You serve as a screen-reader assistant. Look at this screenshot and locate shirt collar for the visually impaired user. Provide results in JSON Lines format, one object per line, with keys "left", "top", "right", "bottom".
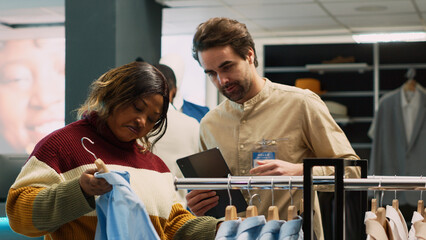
{"left": 401, "top": 86, "right": 421, "bottom": 107}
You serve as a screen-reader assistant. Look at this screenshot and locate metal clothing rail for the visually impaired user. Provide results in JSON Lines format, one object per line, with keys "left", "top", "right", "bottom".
{"left": 174, "top": 159, "right": 426, "bottom": 240}
{"left": 174, "top": 175, "right": 426, "bottom": 191}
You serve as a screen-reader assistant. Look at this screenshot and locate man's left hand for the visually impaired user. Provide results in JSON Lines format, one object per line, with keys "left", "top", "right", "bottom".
{"left": 249, "top": 160, "right": 303, "bottom": 176}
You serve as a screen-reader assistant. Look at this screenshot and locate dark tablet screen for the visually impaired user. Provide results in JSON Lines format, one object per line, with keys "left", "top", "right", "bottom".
{"left": 176, "top": 148, "right": 247, "bottom": 218}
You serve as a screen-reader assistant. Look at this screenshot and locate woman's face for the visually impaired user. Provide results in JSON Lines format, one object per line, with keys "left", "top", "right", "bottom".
{"left": 0, "top": 39, "right": 65, "bottom": 153}
{"left": 107, "top": 94, "right": 164, "bottom": 142}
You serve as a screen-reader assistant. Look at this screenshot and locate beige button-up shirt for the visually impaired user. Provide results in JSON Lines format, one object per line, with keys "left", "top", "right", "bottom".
{"left": 199, "top": 79, "right": 360, "bottom": 239}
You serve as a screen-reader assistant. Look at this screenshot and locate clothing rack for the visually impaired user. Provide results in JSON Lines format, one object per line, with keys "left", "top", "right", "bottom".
{"left": 174, "top": 159, "right": 426, "bottom": 240}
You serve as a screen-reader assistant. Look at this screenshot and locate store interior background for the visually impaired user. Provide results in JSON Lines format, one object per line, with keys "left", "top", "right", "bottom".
{"left": 0, "top": 0, "right": 425, "bottom": 239}
{"left": 0, "top": 0, "right": 425, "bottom": 156}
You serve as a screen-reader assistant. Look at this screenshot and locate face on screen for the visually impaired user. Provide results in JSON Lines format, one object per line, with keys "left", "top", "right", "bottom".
{"left": 0, "top": 39, "right": 65, "bottom": 154}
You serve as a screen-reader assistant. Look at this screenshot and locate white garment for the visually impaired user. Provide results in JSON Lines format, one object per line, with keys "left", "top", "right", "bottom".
{"left": 386, "top": 205, "right": 408, "bottom": 240}
{"left": 409, "top": 211, "right": 424, "bottom": 240}
{"left": 153, "top": 103, "right": 200, "bottom": 207}
{"left": 365, "top": 211, "right": 391, "bottom": 240}
{"left": 401, "top": 87, "right": 421, "bottom": 144}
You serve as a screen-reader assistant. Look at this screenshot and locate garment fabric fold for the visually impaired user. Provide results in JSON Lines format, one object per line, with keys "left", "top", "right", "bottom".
{"left": 94, "top": 170, "right": 160, "bottom": 240}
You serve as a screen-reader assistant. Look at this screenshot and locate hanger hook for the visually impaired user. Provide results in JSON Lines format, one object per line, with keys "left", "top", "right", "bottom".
{"left": 227, "top": 174, "right": 233, "bottom": 206}
{"left": 394, "top": 175, "right": 397, "bottom": 199}
{"left": 247, "top": 177, "right": 253, "bottom": 203}
{"left": 249, "top": 194, "right": 261, "bottom": 206}
{"left": 379, "top": 177, "right": 384, "bottom": 207}
{"left": 372, "top": 174, "right": 376, "bottom": 198}
{"left": 271, "top": 177, "right": 275, "bottom": 206}
{"left": 247, "top": 177, "right": 261, "bottom": 206}
{"left": 81, "top": 137, "right": 97, "bottom": 160}
{"left": 289, "top": 176, "right": 293, "bottom": 205}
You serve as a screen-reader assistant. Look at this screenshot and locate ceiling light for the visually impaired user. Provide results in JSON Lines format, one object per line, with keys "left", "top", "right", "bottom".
{"left": 355, "top": 5, "right": 387, "bottom": 12}
{"left": 352, "top": 32, "right": 426, "bottom": 43}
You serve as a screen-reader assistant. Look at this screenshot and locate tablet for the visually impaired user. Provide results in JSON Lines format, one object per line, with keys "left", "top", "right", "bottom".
{"left": 176, "top": 147, "right": 247, "bottom": 218}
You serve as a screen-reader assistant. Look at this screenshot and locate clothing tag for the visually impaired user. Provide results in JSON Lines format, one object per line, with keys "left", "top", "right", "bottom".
{"left": 252, "top": 151, "right": 275, "bottom": 168}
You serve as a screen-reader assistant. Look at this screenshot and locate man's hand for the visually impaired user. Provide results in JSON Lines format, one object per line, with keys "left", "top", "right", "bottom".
{"left": 186, "top": 190, "right": 219, "bottom": 216}
{"left": 249, "top": 160, "right": 303, "bottom": 176}
{"left": 79, "top": 168, "right": 112, "bottom": 197}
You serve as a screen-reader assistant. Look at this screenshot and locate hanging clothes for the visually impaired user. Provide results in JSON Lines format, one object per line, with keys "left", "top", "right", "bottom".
{"left": 386, "top": 205, "right": 409, "bottom": 240}
{"left": 369, "top": 84, "right": 426, "bottom": 206}
{"left": 257, "top": 220, "right": 285, "bottom": 240}
{"left": 408, "top": 211, "right": 424, "bottom": 240}
{"left": 215, "top": 218, "right": 242, "bottom": 240}
{"left": 94, "top": 171, "right": 160, "bottom": 240}
{"left": 364, "top": 211, "right": 395, "bottom": 240}
{"left": 413, "top": 221, "right": 426, "bottom": 239}
{"left": 235, "top": 215, "right": 266, "bottom": 240}
{"left": 279, "top": 216, "right": 304, "bottom": 240}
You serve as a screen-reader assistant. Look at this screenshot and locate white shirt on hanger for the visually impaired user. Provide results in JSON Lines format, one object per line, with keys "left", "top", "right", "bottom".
{"left": 386, "top": 205, "right": 409, "bottom": 240}
{"left": 401, "top": 86, "right": 422, "bottom": 144}
{"left": 408, "top": 211, "right": 424, "bottom": 240}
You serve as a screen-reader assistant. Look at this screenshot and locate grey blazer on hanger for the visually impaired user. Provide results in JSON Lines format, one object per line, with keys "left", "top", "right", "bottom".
{"left": 369, "top": 87, "right": 426, "bottom": 206}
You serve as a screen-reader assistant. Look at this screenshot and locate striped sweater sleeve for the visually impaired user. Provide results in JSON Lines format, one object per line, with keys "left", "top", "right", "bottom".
{"left": 6, "top": 156, "right": 94, "bottom": 237}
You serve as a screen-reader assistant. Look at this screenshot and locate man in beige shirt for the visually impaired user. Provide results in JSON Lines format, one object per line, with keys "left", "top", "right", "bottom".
{"left": 186, "top": 17, "right": 360, "bottom": 239}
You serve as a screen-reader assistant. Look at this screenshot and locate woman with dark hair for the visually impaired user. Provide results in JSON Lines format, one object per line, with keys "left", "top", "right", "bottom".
{"left": 6, "top": 61, "right": 219, "bottom": 240}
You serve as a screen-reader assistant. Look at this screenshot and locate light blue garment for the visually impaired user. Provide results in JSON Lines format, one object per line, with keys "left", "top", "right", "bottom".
{"left": 215, "top": 218, "right": 242, "bottom": 240}
{"left": 279, "top": 216, "right": 303, "bottom": 240}
{"left": 94, "top": 171, "right": 160, "bottom": 240}
{"left": 258, "top": 220, "right": 286, "bottom": 240}
{"left": 236, "top": 215, "right": 266, "bottom": 240}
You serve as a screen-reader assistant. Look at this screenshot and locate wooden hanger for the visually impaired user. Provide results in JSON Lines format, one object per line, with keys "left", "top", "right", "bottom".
{"left": 404, "top": 68, "right": 417, "bottom": 92}
{"left": 225, "top": 174, "right": 237, "bottom": 221}
{"left": 299, "top": 198, "right": 304, "bottom": 215}
{"left": 95, "top": 158, "right": 110, "bottom": 173}
{"left": 404, "top": 79, "right": 417, "bottom": 92}
{"left": 225, "top": 205, "right": 237, "bottom": 221}
{"left": 417, "top": 200, "right": 424, "bottom": 215}
{"left": 392, "top": 190, "right": 399, "bottom": 211}
{"left": 287, "top": 205, "right": 297, "bottom": 221}
{"left": 267, "top": 178, "right": 279, "bottom": 221}
{"left": 371, "top": 198, "right": 377, "bottom": 213}
{"left": 376, "top": 207, "right": 387, "bottom": 229}
{"left": 245, "top": 178, "right": 259, "bottom": 218}
{"left": 392, "top": 199, "right": 399, "bottom": 211}
{"left": 267, "top": 206, "right": 279, "bottom": 221}
{"left": 246, "top": 205, "right": 258, "bottom": 218}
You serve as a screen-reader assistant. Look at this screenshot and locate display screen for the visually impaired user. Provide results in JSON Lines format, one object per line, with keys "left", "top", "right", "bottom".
{"left": 0, "top": 38, "right": 65, "bottom": 154}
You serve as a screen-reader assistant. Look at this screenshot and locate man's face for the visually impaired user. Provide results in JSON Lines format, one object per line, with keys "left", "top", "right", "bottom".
{"left": 0, "top": 39, "right": 65, "bottom": 153}
{"left": 198, "top": 45, "right": 254, "bottom": 104}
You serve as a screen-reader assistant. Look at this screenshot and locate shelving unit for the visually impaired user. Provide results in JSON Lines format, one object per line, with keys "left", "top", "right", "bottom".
{"left": 263, "top": 42, "right": 426, "bottom": 160}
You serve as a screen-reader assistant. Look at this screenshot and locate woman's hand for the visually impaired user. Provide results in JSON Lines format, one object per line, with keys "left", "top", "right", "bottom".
{"left": 249, "top": 160, "right": 303, "bottom": 176}
{"left": 186, "top": 190, "right": 219, "bottom": 216}
{"left": 79, "top": 168, "right": 112, "bottom": 197}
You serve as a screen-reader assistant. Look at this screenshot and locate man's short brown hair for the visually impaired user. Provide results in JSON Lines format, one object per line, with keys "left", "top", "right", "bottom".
{"left": 192, "top": 17, "right": 258, "bottom": 67}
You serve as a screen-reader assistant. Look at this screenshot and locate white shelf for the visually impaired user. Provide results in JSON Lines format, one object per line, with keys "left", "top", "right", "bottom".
{"left": 351, "top": 143, "right": 372, "bottom": 149}
{"left": 305, "top": 63, "right": 371, "bottom": 74}
{"left": 322, "top": 91, "right": 374, "bottom": 97}
{"left": 263, "top": 66, "right": 308, "bottom": 73}
{"left": 335, "top": 117, "right": 373, "bottom": 124}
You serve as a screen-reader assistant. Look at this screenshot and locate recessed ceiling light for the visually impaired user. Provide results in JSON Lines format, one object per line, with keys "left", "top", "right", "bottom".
{"left": 355, "top": 5, "right": 387, "bottom": 12}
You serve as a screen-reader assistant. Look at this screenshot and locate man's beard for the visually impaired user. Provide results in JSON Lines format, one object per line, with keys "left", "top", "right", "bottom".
{"left": 221, "top": 79, "right": 250, "bottom": 102}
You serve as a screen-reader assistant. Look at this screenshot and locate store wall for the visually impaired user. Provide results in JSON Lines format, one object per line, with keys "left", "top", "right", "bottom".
{"left": 65, "top": 0, "right": 162, "bottom": 124}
